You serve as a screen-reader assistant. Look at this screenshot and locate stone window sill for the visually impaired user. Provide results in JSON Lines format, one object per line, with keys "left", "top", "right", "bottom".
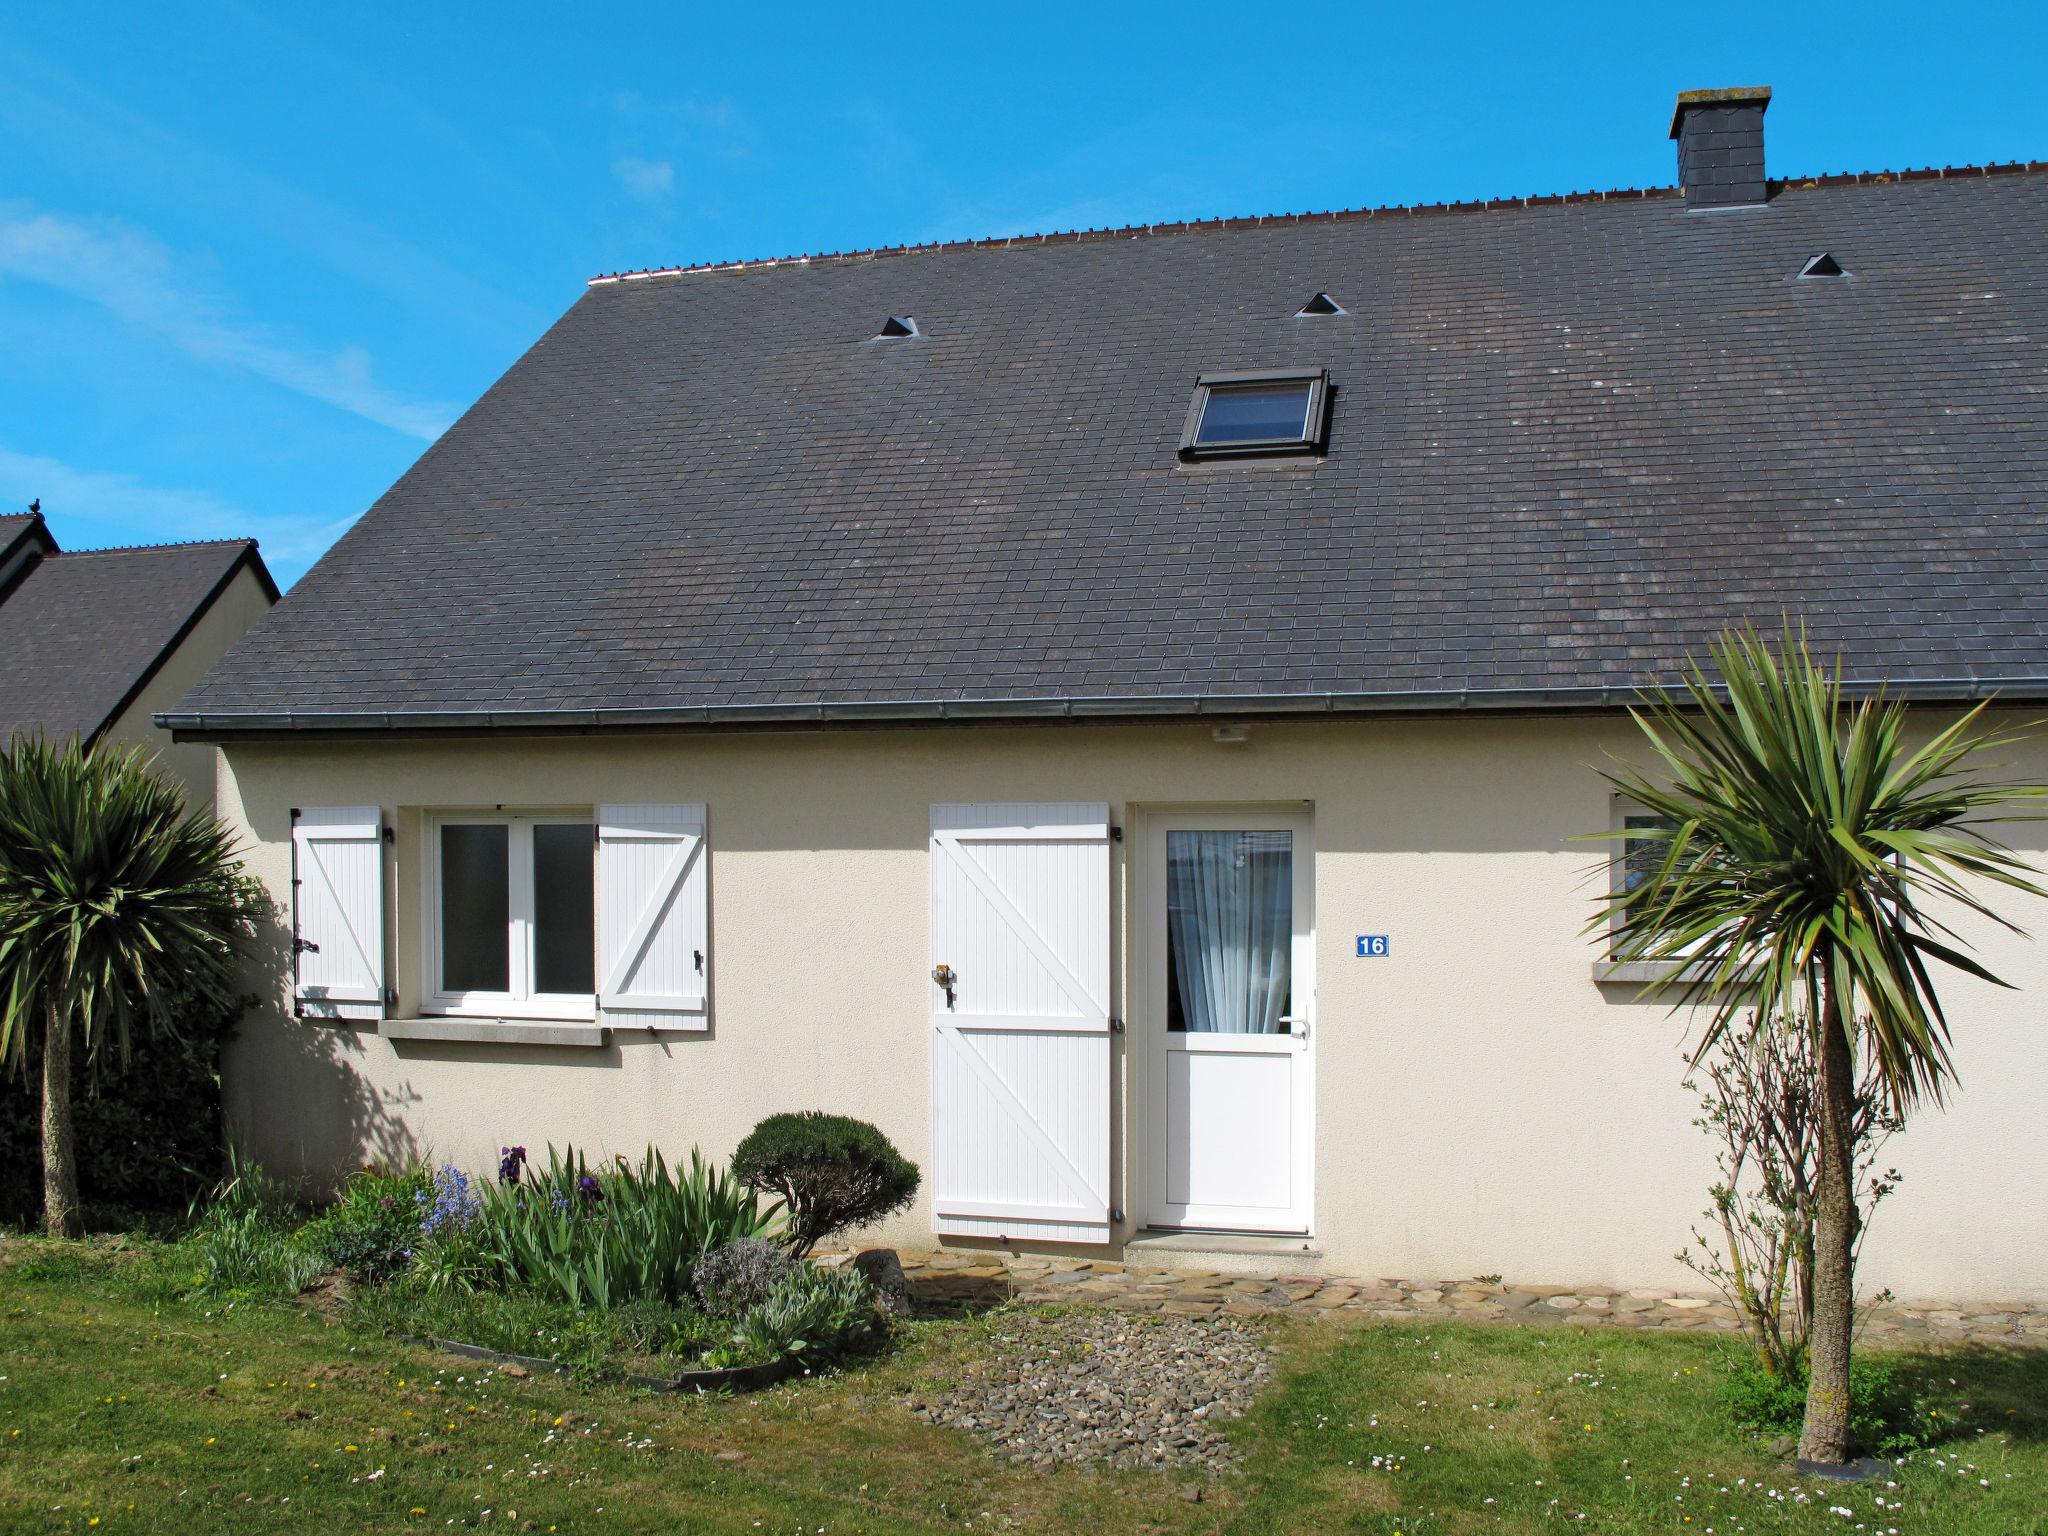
{"left": 382, "top": 1016, "right": 606, "bottom": 1048}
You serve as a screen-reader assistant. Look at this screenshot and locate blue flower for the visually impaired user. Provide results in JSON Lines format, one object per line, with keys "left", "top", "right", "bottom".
{"left": 417, "top": 1164, "right": 481, "bottom": 1236}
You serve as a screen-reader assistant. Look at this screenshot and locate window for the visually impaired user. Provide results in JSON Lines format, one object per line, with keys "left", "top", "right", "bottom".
{"left": 427, "top": 812, "right": 596, "bottom": 1018}
{"left": 1179, "top": 370, "right": 1329, "bottom": 459}
{"left": 1598, "top": 800, "right": 1691, "bottom": 979}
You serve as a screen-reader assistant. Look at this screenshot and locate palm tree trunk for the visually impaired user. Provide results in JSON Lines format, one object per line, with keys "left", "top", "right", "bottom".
{"left": 41, "top": 1002, "right": 82, "bottom": 1239}
{"left": 1800, "top": 977, "right": 1856, "bottom": 1464}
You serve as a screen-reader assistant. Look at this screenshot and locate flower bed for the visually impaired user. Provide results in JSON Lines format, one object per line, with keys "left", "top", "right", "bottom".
{"left": 174, "top": 1137, "right": 896, "bottom": 1383}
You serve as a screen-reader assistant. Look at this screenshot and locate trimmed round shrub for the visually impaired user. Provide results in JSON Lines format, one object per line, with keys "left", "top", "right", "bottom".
{"left": 693, "top": 1235, "right": 796, "bottom": 1318}
{"left": 730, "top": 1113, "right": 920, "bottom": 1257}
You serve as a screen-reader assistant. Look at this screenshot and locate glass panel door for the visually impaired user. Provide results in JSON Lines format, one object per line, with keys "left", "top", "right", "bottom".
{"left": 1166, "top": 831, "right": 1292, "bottom": 1034}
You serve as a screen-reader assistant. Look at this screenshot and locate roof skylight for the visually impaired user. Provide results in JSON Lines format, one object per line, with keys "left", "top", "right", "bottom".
{"left": 875, "top": 315, "right": 919, "bottom": 338}
{"left": 1798, "top": 253, "right": 1845, "bottom": 279}
{"left": 1179, "top": 370, "right": 1329, "bottom": 460}
{"left": 1297, "top": 292, "right": 1345, "bottom": 316}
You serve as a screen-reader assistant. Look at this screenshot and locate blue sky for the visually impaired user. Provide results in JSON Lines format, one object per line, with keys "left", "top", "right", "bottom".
{"left": 3, "top": 2, "right": 2044, "bottom": 587}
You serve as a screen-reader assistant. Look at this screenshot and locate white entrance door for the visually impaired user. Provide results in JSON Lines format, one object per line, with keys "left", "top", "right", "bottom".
{"left": 1140, "top": 810, "right": 1314, "bottom": 1235}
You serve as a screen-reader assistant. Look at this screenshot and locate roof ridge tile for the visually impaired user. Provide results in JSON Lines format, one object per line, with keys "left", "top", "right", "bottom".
{"left": 587, "top": 159, "right": 2046, "bottom": 287}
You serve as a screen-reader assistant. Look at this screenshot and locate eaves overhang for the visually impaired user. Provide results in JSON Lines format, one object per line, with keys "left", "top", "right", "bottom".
{"left": 158, "top": 675, "right": 2048, "bottom": 743}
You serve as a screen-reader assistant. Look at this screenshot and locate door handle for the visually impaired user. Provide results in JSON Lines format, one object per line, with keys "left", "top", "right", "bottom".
{"left": 1279, "top": 1016, "right": 1310, "bottom": 1039}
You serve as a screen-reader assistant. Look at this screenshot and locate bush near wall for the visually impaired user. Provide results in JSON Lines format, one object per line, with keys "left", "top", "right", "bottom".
{"left": 0, "top": 974, "right": 249, "bottom": 1226}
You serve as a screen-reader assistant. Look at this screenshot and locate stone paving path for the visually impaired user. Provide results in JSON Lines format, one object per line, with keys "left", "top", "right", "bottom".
{"left": 885, "top": 1249, "right": 2048, "bottom": 1347}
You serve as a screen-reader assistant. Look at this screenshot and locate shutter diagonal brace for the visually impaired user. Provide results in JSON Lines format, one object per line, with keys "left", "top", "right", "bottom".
{"left": 935, "top": 1020, "right": 1107, "bottom": 1215}
{"left": 302, "top": 835, "right": 379, "bottom": 1001}
{"left": 600, "top": 831, "right": 702, "bottom": 1000}
{"left": 933, "top": 831, "right": 1107, "bottom": 1027}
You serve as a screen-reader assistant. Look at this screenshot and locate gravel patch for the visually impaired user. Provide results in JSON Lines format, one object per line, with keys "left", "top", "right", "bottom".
{"left": 909, "top": 1310, "right": 1271, "bottom": 1473}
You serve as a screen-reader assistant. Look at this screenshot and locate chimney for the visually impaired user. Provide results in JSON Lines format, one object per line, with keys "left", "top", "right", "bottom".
{"left": 1670, "top": 87, "right": 1772, "bottom": 210}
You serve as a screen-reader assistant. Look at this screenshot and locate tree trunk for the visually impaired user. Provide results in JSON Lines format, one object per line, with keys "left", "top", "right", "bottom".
{"left": 41, "top": 1003, "right": 82, "bottom": 1239}
{"left": 1800, "top": 977, "right": 1856, "bottom": 1464}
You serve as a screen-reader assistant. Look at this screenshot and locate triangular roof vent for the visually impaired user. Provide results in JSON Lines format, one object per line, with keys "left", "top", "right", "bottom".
{"left": 1296, "top": 291, "right": 1345, "bottom": 316}
{"left": 875, "top": 315, "right": 918, "bottom": 338}
{"left": 1798, "top": 253, "right": 1845, "bottom": 279}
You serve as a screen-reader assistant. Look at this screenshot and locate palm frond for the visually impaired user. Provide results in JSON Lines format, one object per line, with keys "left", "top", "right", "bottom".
{"left": 1584, "top": 624, "right": 2048, "bottom": 1110}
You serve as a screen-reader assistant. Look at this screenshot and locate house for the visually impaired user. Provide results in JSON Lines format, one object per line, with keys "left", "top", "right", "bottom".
{"left": 166, "top": 89, "right": 2048, "bottom": 1300}
{"left": 0, "top": 510, "right": 276, "bottom": 810}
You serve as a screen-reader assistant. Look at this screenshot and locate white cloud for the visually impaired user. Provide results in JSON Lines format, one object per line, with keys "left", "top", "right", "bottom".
{"left": 0, "top": 445, "right": 351, "bottom": 574}
{"left": 611, "top": 155, "right": 677, "bottom": 202}
{"left": 0, "top": 206, "right": 455, "bottom": 442}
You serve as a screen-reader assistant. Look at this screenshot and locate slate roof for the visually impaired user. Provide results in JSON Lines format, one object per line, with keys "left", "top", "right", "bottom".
{"left": 171, "top": 162, "right": 2048, "bottom": 732}
{"left": 0, "top": 539, "right": 276, "bottom": 747}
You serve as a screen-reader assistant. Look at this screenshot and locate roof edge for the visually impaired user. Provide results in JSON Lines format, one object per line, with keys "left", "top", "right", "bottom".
{"left": 586, "top": 156, "right": 2047, "bottom": 287}
{"left": 95, "top": 545, "right": 279, "bottom": 747}
{"left": 159, "top": 676, "right": 2048, "bottom": 740}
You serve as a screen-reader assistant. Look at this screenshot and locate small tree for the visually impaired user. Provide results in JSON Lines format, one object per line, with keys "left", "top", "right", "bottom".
{"left": 731, "top": 1112, "right": 920, "bottom": 1258}
{"left": 0, "top": 738, "right": 254, "bottom": 1237}
{"left": 1679, "top": 1012, "right": 1903, "bottom": 1381}
{"left": 1595, "top": 627, "right": 2045, "bottom": 1464}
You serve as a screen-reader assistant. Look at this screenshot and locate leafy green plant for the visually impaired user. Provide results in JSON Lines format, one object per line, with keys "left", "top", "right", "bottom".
{"left": 299, "top": 1165, "right": 432, "bottom": 1284}
{"left": 718, "top": 1262, "right": 877, "bottom": 1367}
{"left": 349, "top": 1283, "right": 724, "bottom": 1372}
{"left": 467, "top": 1145, "right": 778, "bottom": 1308}
{"left": 731, "top": 1113, "right": 919, "bottom": 1257}
{"left": 177, "top": 1149, "right": 322, "bottom": 1299}
{"left": 1720, "top": 1351, "right": 1938, "bottom": 1456}
{"left": 1591, "top": 625, "right": 2047, "bottom": 1462}
{"left": 0, "top": 737, "right": 261, "bottom": 1237}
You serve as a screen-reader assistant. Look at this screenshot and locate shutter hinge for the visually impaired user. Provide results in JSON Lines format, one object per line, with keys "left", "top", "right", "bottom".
{"left": 290, "top": 807, "right": 301, "bottom": 821}
{"left": 1108, "top": 1016, "right": 1125, "bottom": 1033}
{"left": 382, "top": 826, "right": 395, "bottom": 844}
{"left": 1110, "top": 1206, "right": 1125, "bottom": 1224}
{"left": 384, "top": 988, "right": 398, "bottom": 1008}
{"left": 1110, "top": 825, "right": 1123, "bottom": 842}
{"left": 292, "top": 938, "right": 321, "bottom": 954}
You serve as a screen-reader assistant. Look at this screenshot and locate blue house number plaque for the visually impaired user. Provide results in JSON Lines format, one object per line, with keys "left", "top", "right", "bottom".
{"left": 1356, "top": 935, "right": 1390, "bottom": 957}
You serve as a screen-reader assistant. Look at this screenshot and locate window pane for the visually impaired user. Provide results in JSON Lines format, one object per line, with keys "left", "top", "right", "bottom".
{"left": 1166, "top": 830, "right": 1293, "bottom": 1034}
{"left": 532, "top": 823, "right": 595, "bottom": 995}
{"left": 440, "top": 824, "right": 509, "bottom": 992}
{"left": 1196, "top": 382, "right": 1312, "bottom": 444}
{"left": 1621, "top": 814, "right": 1677, "bottom": 894}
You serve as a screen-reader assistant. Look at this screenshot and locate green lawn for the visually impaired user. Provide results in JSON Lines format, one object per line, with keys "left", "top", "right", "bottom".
{"left": 2, "top": 1238, "right": 2043, "bottom": 1535}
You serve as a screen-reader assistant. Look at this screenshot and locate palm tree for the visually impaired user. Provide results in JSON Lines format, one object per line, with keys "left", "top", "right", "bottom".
{"left": 0, "top": 738, "right": 254, "bottom": 1238}
{"left": 1598, "top": 627, "right": 2046, "bottom": 1465}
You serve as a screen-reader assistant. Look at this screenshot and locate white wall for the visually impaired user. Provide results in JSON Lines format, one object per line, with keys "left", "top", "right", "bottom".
{"left": 100, "top": 564, "right": 274, "bottom": 814}
{"left": 214, "top": 713, "right": 2048, "bottom": 1301}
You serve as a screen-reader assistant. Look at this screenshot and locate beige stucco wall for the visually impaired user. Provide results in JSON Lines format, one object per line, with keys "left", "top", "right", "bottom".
{"left": 215, "top": 714, "right": 2048, "bottom": 1301}
{"left": 101, "top": 563, "right": 274, "bottom": 813}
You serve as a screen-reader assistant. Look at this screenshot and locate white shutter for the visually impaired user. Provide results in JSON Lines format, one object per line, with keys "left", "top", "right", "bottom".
{"left": 292, "top": 807, "right": 386, "bottom": 1022}
{"left": 930, "top": 803, "right": 1112, "bottom": 1243}
{"left": 598, "top": 804, "right": 708, "bottom": 1030}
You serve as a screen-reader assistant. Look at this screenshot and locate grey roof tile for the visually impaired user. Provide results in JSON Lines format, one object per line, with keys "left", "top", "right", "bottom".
{"left": 179, "top": 171, "right": 2048, "bottom": 724}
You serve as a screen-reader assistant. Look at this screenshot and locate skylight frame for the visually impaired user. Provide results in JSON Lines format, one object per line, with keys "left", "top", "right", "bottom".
{"left": 1178, "top": 369, "right": 1331, "bottom": 461}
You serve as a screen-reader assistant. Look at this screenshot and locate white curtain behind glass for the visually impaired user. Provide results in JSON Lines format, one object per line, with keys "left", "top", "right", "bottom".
{"left": 1167, "top": 831, "right": 1292, "bottom": 1033}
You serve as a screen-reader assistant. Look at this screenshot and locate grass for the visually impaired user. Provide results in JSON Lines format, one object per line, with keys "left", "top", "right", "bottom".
{"left": 2, "top": 1236, "right": 2044, "bottom": 1534}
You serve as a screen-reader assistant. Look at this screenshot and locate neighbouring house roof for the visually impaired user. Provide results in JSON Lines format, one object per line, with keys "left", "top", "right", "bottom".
{"left": 169, "top": 157, "right": 2048, "bottom": 735}
{"left": 0, "top": 536, "right": 279, "bottom": 748}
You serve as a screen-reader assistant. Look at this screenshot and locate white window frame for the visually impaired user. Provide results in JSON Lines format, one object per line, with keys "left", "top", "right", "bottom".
{"left": 423, "top": 809, "right": 597, "bottom": 1021}
{"left": 1595, "top": 795, "right": 1689, "bottom": 982}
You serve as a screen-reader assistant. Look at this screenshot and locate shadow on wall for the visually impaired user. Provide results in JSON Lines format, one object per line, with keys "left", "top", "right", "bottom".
{"left": 231, "top": 887, "right": 422, "bottom": 1192}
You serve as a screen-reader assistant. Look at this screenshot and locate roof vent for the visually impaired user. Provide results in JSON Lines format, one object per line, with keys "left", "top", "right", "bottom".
{"left": 1296, "top": 292, "right": 1345, "bottom": 316}
{"left": 874, "top": 315, "right": 918, "bottom": 339}
{"left": 1798, "top": 252, "right": 1845, "bottom": 279}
